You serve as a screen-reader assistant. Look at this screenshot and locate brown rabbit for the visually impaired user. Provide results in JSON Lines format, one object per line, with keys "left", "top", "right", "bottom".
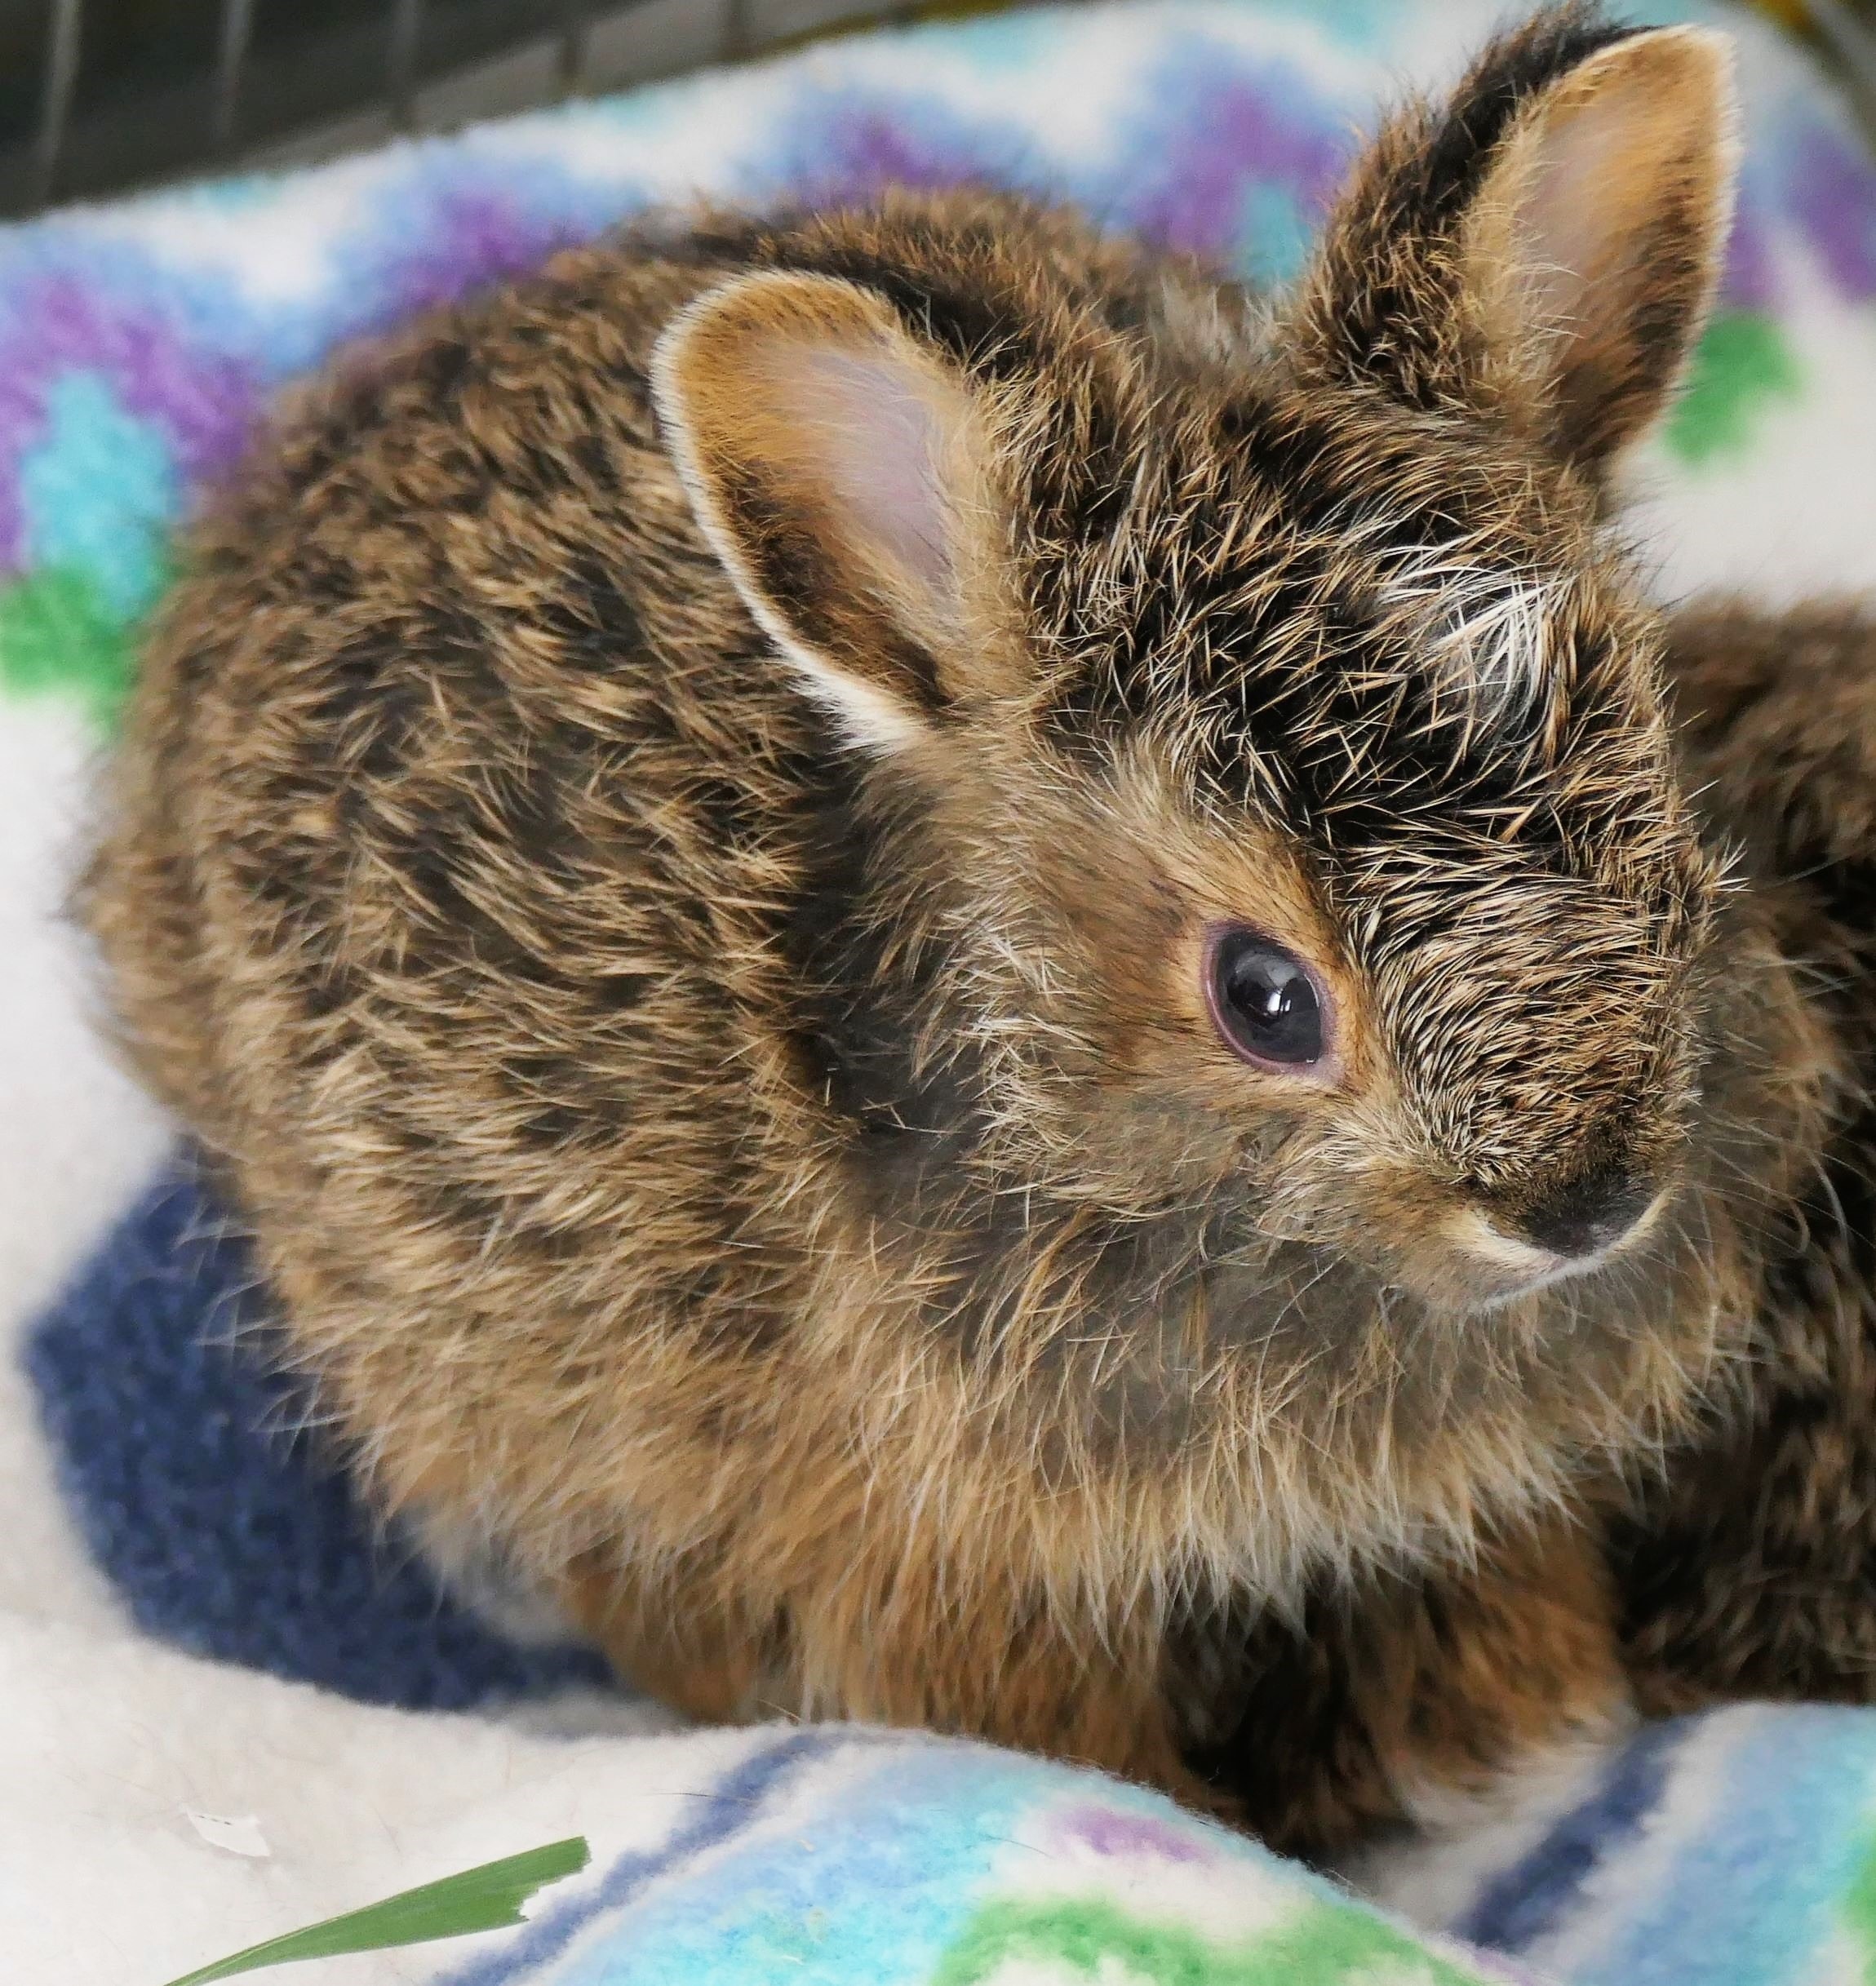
{"left": 1607, "top": 605, "right": 1876, "bottom": 1715}
{"left": 82, "top": 2, "right": 1867, "bottom": 1851}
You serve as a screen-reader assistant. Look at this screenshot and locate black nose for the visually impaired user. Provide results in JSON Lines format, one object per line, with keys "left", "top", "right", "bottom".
{"left": 1519, "top": 1167, "right": 1655, "bottom": 1261}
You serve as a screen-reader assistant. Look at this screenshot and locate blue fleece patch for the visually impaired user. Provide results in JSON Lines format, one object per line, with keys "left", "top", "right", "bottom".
{"left": 24, "top": 1163, "right": 609, "bottom": 1709}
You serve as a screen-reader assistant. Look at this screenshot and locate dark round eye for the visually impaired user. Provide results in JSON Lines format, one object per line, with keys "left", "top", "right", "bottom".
{"left": 1206, "top": 927, "right": 1326, "bottom": 1070}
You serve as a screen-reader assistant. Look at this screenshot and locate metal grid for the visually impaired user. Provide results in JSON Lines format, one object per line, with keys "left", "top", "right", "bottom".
{"left": 0, "top": 0, "right": 917, "bottom": 217}
{"left": 3, "top": 0, "right": 1874, "bottom": 221}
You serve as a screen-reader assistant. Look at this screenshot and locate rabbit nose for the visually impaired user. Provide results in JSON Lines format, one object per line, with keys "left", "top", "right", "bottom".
{"left": 1519, "top": 1167, "right": 1656, "bottom": 1261}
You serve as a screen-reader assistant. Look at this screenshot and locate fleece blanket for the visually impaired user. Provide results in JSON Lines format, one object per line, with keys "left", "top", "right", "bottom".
{"left": 5, "top": 1, "right": 1876, "bottom": 1980}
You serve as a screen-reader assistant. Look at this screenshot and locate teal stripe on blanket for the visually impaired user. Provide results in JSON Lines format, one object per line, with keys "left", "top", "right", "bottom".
{"left": 441, "top": 1730, "right": 866, "bottom": 1986}
{"left": 450, "top": 1732, "right": 1526, "bottom": 1986}
{"left": 539, "top": 1744, "right": 1039, "bottom": 1986}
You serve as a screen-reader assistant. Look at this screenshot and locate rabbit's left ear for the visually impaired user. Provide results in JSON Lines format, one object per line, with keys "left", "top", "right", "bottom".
{"left": 1297, "top": 12, "right": 1738, "bottom": 477}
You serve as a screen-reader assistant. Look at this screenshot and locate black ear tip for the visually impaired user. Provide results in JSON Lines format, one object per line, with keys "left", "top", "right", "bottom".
{"left": 1421, "top": 8, "right": 1643, "bottom": 214}
{"left": 1324, "top": 7, "right": 1651, "bottom": 281}
{"left": 1296, "top": 0, "right": 1737, "bottom": 451}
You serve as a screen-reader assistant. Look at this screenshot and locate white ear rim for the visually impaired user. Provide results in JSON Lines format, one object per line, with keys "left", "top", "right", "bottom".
{"left": 755, "top": 627, "right": 929, "bottom": 753}
{"left": 651, "top": 275, "right": 938, "bottom": 756}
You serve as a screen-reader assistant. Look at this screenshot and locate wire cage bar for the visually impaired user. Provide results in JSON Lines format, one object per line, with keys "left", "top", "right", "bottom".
{"left": 1, "top": 0, "right": 1873, "bottom": 221}
{"left": 0, "top": 0, "right": 914, "bottom": 218}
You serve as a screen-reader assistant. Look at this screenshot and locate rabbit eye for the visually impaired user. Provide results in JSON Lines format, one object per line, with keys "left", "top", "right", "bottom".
{"left": 1206, "top": 927, "right": 1327, "bottom": 1071}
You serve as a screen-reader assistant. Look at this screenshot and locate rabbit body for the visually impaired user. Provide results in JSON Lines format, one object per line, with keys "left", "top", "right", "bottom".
{"left": 1608, "top": 609, "right": 1876, "bottom": 1713}
{"left": 83, "top": 7, "right": 1874, "bottom": 1847}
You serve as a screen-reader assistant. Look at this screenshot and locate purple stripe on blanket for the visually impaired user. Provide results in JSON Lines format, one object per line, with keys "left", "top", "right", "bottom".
{"left": 1789, "top": 119, "right": 1876, "bottom": 299}
{"left": 0, "top": 273, "right": 259, "bottom": 570}
{"left": 1111, "top": 51, "right": 1354, "bottom": 261}
{"left": 355, "top": 162, "right": 632, "bottom": 326}
{"left": 1053, "top": 1802, "right": 1222, "bottom": 1865}
{"left": 753, "top": 84, "right": 1040, "bottom": 211}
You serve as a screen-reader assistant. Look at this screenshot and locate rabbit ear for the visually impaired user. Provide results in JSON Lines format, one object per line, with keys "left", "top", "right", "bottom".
{"left": 653, "top": 269, "right": 1009, "bottom": 751}
{"left": 1297, "top": 11, "right": 1737, "bottom": 476}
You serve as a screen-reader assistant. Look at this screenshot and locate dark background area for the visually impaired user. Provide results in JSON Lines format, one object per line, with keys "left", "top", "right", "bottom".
{"left": 0, "top": 0, "right": 894, "bottom": 215}
{"left": 0, "top": 0, "right": 1871, "bottom": 220}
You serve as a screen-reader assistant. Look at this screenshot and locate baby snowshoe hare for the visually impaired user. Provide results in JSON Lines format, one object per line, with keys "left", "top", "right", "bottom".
{"left": 85, "top": 2, "right": 1876, "bottom": 1850}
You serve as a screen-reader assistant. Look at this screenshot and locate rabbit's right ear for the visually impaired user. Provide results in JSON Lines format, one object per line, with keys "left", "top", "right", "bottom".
{"left": 653, "top": 270, "right": 1013, "bottom": 752}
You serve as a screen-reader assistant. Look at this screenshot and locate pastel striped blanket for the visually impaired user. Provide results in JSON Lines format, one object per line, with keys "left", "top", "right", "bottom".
{"left": 4, "top": 2, "right": 1875, "bottom": 1980}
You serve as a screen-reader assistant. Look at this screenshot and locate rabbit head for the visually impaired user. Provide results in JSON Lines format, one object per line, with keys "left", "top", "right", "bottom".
{"left": 650, "top": 11, "right": 1794, "bottom": 1561}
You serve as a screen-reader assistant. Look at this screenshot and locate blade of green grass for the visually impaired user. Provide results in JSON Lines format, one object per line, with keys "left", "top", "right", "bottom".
{"left": 159, "top": 1834, "right": 590, "bottom": 1985}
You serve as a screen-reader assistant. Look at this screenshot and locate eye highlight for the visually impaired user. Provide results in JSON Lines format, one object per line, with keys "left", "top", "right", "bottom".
{"left": 1204, "top": 925, "right": 1329, "bottom": 1072}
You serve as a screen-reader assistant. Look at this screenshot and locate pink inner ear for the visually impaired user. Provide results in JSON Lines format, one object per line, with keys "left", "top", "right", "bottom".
{"left": 781, "top": 344, "right": 965, "bottom": 612}
{"left": 1515, "top": 90, "right": 1642, "bottom": 335}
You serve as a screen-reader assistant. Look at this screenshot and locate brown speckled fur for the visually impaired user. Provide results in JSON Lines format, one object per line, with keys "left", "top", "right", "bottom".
{"left": 1611, "top": 606, "right": 1876, "bottom": 1715}
{"left": 79, "top": 5, "right": 1871, "bottom": 1853}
